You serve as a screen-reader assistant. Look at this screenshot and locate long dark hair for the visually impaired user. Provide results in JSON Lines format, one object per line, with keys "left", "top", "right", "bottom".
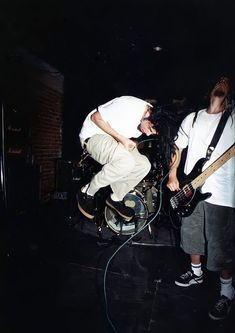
{"left": 192, "top": 76, "right": 233, "bottom": 127}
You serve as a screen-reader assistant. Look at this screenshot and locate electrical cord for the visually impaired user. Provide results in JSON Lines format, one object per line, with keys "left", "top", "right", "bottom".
{"left": 103, "top": 162, "right": 169, "bottom": 332}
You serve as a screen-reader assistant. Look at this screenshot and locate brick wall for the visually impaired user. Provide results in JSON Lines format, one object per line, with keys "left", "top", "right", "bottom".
{"left": 31, "top": 81, "right": 63, "bottom": 202}
{"left": 1, "top": 48, "right": 64, "bottom": 203}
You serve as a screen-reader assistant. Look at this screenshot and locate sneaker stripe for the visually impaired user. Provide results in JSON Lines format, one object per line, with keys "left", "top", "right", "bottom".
{"left": 175, "top": 271, "right": 203, "bottom": 287}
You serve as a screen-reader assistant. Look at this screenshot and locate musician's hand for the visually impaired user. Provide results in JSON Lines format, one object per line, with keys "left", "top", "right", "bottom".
{"left": 119, "top": 138, "right": 137, "bottom": 151}
{"left": 166, "top": 175, "right": 180, "bottom": 192}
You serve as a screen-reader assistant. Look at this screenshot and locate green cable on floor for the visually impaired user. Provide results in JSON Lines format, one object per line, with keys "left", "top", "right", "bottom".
{"left": 103, "top": 168, "right": 169, "bottom": 332}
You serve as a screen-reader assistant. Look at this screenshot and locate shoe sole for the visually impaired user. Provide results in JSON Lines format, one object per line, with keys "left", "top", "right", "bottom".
{"left": 175, "top": 279, "right": 203, "bottom": 287}
{"left": 105, "top": 200, "right": 133, "bottom": 221}
{"left": 208, "top": 313, "right": 228, "bottom": 320}
{"left": 76, "top": 194, "right": 94, "bottom": 219}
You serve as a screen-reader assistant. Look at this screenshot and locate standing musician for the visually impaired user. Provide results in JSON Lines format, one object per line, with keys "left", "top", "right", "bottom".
{"left": 167, "top": 77, "right": 235, "bottom": 320}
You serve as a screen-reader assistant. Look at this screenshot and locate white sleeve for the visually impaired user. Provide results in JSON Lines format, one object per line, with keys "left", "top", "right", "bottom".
{"left": 174, "top": 112, "right": 195, "bottom": 149}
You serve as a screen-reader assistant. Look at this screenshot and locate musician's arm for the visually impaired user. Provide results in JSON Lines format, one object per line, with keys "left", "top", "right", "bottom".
{"left": 166, "top": 147, "right": 182, "bottom": 191}
{"left": 91, "top": 111, "right": 136, "bottom": 150}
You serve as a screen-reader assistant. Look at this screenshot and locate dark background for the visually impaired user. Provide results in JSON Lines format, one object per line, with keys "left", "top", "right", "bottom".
{"left": 0, "top": 4, "right": 235, "bottom": 332}
{"left": 1, "top": 0, "right": 235, "bottom": 158}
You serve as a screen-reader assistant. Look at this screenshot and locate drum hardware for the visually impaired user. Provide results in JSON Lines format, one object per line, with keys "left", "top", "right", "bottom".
{"left": 74, "top": 147, "right": 164, "bottom": 237}
{"left": 104, "top": 190, "right": 146, "bottom": 236}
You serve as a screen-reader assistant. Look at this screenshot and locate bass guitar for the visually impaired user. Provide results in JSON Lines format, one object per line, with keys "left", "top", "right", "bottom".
{"left": 170, "top": 143, "right": 235, "bottom": 217}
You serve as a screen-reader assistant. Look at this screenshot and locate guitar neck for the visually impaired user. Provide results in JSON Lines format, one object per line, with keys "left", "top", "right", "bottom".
{"left": 191, "top": 144, "right": 235, "bottom": 189}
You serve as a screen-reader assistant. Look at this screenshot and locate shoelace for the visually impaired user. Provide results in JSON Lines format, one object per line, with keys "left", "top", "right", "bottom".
{"left": 180, "top": 271, "right": 193, "bottom": 279}
{"left": 214, "top": 298, "right": 228, "bottom": 312}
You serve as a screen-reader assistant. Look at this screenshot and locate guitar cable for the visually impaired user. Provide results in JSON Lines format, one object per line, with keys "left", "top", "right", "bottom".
{"left": 103, "top": 142, "right": 169, "bottom": 332}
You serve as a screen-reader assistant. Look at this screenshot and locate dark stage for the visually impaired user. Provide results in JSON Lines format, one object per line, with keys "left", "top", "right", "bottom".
{"left": 1, "top": 1, "right": 235, "bottom": 332}
{"left": 0, "top": 199, "right": 234, "bottom": 333}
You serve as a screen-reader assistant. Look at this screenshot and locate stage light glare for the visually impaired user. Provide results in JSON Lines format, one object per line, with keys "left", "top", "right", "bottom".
{"left": 153, "top": 46, "right": 162, "bottom": 52}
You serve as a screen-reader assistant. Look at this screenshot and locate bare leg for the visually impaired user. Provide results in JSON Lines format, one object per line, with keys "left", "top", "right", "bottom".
{"left": 190, "top": 254, "right": 201, "bottom": 264}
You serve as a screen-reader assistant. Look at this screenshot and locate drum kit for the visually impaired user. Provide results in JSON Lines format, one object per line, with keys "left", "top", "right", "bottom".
{"left": 75, "top": 139, "right": 167, "bottom": 236}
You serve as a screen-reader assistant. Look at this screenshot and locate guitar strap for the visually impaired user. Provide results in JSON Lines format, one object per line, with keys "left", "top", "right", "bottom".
{"left": 205, "top": 109, "right": 231, "bottom": 161}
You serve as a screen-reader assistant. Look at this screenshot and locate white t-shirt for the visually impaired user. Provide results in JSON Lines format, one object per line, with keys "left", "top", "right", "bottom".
{"left": 79, "top": 96, "right": 152, "bottom": 141}
{"left": 175, "top": 108, "right": 235, "bottom": 208}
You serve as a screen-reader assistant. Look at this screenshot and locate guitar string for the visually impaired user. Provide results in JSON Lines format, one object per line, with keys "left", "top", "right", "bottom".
{"left": 171, "top": 145, "right": 235, "bottom": 206}
{"left": 172, "top": 183, "right": 194, "bottom": 203}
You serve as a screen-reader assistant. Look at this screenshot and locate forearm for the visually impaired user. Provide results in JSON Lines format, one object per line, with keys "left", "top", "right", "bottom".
{"left": 169, "top": 148, "right": 182, "bottom": 175}
{"left": 167, "top": 147, "right": 182, "bottom": 191}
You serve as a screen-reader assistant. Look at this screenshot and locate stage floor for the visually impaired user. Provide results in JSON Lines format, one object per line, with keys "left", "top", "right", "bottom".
{"left": 0, "top": 201, "right": 234, "bottom": 333}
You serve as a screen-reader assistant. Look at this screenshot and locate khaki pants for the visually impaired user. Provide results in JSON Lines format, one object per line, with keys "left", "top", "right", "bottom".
{"left": 85, "top": 134, "right": 151, "bottom": 200}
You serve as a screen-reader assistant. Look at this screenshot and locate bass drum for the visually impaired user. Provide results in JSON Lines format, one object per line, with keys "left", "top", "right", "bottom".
{"left": 104, "top": 189, "right": 148, "bottom": 236}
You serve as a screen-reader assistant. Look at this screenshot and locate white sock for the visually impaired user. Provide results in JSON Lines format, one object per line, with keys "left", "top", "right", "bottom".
{"left": 191, "top": 263, "right": 202, "bottom": 277}
{"left": 110, "top": 193, "right": 120, "bottom": 202}
{"left": 220, "top": 277, "right": 235, "bottom": 300}
{"left": 81, "top": 184, "right": 94, "bottom": 197}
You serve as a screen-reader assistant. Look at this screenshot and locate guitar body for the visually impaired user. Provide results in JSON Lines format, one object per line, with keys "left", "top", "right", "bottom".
{"left": 170, "top": 157, "right": 212, "bottom": 217}
{"left": 172, "top": 189, "right": 211, "bottom": 217}
{"left": 169, "top": 144, "right": 235, "bottom": 220}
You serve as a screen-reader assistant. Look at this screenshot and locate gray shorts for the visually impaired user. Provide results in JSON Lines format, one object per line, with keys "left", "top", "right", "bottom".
{"left": 180, "top": 201, "right": 235, "bottom": 271}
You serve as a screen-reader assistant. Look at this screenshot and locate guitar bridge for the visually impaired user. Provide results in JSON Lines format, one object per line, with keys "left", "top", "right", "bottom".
{"left": 170, "top": 197, "right": 178, "bottom": 210}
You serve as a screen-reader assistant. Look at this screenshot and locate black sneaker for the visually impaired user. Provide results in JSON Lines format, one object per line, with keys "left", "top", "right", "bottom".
{"left": 105, "top": 196, "right": 134, "bottom": 221}
{"left": 209, "top": 295, "right": 232, "bottom": 320}
{"left": 175, "top": 270, "right": 203, "bottom": 287}
{"left": 76, "top": 189, "right": 95, "bottom": 219}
